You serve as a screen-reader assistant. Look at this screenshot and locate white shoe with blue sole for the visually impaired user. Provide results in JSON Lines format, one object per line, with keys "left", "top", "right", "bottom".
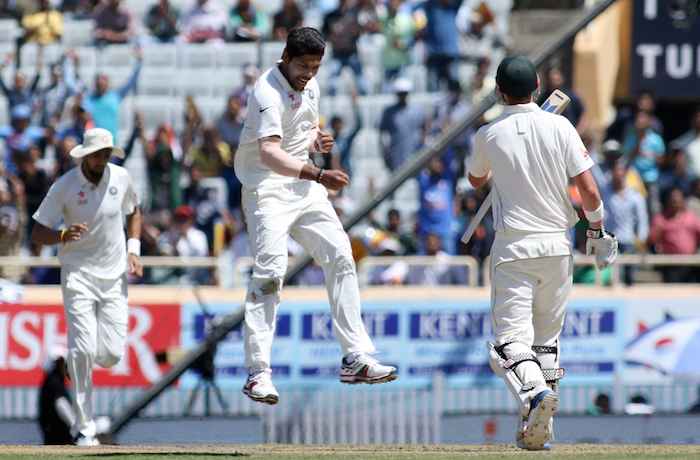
{"left": 519, "top": 389, "right": 558, "bottom": 450}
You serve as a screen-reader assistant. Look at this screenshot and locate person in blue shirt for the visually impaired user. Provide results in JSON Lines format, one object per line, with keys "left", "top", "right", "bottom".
{"left": 622, "top": 110, "right": 665, "bottom": 214}
{"left": 0, "top": 51, "right": 42, "bottom": 120}
{"left": 0, "top": 104, "right": 45, "bottom": 175}
{"left": 83, "top": 47, "right": 142, "bottom": 142}
{"left": 38, "top": 51, "right": 84, "bottom": 126}
{"left": 602, "top": 161, "right": 648, "bottom": 285}
{"left": 379, "top": 78, "right": 427, "bottom": 171}
{"left": 416, "top": 0, "right": 461, "bottom": 91}
{"left": 418, "top": 153, "right": 455, "bottom": 254}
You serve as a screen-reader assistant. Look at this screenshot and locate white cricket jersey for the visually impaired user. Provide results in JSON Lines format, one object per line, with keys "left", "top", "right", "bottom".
{"left": 33, "top": 163, "right": 140, "bottom": 279}
{"left": 234, "top": 64, "right": 320, "bottom": 189}
{"left": 467, "top": 103, "right": 594, "bottom": 262}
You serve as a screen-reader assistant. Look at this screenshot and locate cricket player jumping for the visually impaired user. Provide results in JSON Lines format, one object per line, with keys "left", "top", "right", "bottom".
{"left": 31, "top": 128, "right": 142, "bottom": 446}
{"left": 234, "top": 27, "right": 397, "bottom": 405}
{"left": 466, "top": 56, "right": 617, "bottom": 450}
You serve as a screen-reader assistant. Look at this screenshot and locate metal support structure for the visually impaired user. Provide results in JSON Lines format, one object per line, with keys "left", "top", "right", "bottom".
{"left": 105, "top": 0, "right": 618, "bottom": 440}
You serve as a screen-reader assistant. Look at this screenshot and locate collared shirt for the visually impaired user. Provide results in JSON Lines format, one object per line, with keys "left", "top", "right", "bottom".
{"left": 621, "top": 128, "right": 665, "bottom": 183}
{"left": 234, "top": 64, "right": 319, "bottom": 189}
{"left": 467, "top": 102, "right": 593, "bottom": 263}
{"left": 33, "top": 163, "right": 139, "bottom": 279}
{"left": 602, "top": 185, "right": 648, "bottom": 245}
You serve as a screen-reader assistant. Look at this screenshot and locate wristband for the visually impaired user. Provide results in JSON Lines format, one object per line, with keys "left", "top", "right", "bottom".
{"left": 316, "top": 168, "right": 324, "bottom": 183}
{"left": 59, "top": 229, "right": 67, "bottom": 244}
{"left": 127, "top": 238, "right": 141, "bottom": 256}
{"left": 586, "top": 228, "right": 603, "bottom": 239}
{"left": 583, "top": 202, "right": 604, "bottom": 223}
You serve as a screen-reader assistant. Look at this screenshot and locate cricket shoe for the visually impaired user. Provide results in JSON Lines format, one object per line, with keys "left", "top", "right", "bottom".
{"left": 339, "top": 353, "right": 397, "bottom": 384}
{"left": 74, "top": 433, "right": 100, "bottom": 447}
{"left": 242, "top": 369, "right": 279, "bottom": 405}
{"left": 518, "top": 389, "right": 558, "bottom": 450}
{"left": 516, "top": 415, "right": 552, "bottom": 451}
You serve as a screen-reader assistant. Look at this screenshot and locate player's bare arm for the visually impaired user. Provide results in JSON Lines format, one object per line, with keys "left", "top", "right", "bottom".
{"left": 468, "top": 172, "right": 491, "bottom": 189}
{"left": 573, "top": 169, "right": 602, "bottom": 229}
{"left": 574, "top": 169, "right": 618, "bottom": 269}
{"left": 126, "top": 207, "right": 143, "bottom": 278}
{"left": 259, "top": 135, "right": 349, "bottom": 191}
{"left": 30, "top": 222, "right": 88, "bottom": 247}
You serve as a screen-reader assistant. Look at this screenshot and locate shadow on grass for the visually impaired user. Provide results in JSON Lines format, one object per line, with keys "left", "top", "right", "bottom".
{"left": 80, "top": 453, "right": 248, "bottom": 458}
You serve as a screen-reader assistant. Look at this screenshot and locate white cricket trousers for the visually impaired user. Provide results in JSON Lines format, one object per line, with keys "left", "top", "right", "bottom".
{"left": 242, "top": 181, "right": 375, "bottom": 371}
{"left": 61, "top": 268, "right": 128, "bottom": 438}
{"left": 490, "top": 256, "right": 572, "bottom": 388}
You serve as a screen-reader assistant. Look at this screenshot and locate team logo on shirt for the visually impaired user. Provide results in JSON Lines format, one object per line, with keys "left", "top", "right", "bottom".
{"left": 109, "top": 186, "right": 118, "bottom": 196}
{"left": 288, "top": 92, "right": 301, "bottom": 110}
{"left": 77, "top": 190, "right": 87, "bottom": 205}
{"left": 305, "top": 89, "right": 315, "bottom": 100}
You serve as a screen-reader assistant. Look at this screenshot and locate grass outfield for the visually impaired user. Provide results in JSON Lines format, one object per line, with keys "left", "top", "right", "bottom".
{"left": 0, "top": 444, "right": 699, "bottom": 460}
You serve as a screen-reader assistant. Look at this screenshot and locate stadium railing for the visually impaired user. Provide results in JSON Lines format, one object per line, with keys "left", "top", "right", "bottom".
{"left": 3, "top": 254, "right": 700, "bottom": 287}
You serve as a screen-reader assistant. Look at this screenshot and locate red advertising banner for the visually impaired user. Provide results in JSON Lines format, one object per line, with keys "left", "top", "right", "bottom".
{"left": 0, "top": 303, "right": 180, "bottom": 387}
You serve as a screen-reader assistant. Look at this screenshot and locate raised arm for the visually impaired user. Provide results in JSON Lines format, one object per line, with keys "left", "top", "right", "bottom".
{"left": 117, "top": 50, "right": 143, "bottom": 99}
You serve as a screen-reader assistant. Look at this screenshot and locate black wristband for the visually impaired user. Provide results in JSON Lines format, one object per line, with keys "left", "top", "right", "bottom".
{"left": 316, "top": 168, "right": 324, "bottom": 183}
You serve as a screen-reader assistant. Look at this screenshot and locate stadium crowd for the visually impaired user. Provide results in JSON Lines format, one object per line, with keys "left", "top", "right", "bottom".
{"left": 0, "top": 0, "right": 696, "bottom": 287}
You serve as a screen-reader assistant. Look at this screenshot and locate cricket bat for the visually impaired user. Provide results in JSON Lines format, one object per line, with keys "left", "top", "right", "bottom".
{"left": 460, "top": 89, "right": 571, "bottom": 245}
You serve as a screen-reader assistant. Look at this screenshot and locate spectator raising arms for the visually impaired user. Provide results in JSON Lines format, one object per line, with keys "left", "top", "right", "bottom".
{"left": 0, "top": 51, "right": 42, "bottom": 119}
{"left": 83, "top": 47, "right": 142, "bottom": 142}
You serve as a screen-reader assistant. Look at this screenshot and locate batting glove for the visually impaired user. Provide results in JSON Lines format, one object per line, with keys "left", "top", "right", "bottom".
{"left": 585, "top": 228, "right": 618, "bottom": 270}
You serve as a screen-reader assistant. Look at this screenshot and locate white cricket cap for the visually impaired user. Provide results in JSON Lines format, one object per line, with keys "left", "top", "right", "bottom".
{"left": 69, "top": 128, "right": 125, "bottom": 159}
{"left": 393, "top": 78, "right": 413, "bottom": 93}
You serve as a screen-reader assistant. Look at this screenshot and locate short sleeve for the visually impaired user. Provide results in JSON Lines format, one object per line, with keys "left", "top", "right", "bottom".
{"left": 33, "top": 182, "right": 64, "bottom": 229}
{"left": 467, "top": 127, "right": 491, "bottom": 178}
{"left": 251, "top": 87, "right": 283, "bottom": 140}
{"left": 563, "top": 119, "right": 594, "bottom": 177}
{"left": 122, "top": 174, "right": 140, "bottom": 215}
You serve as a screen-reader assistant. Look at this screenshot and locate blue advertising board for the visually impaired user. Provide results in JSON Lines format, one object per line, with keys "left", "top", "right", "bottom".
{"left": 179, "top": 297, "right": 625, "bottom": 388}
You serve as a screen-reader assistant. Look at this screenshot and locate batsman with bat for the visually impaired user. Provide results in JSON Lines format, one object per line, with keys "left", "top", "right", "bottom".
{"left": 465, "top": 56, "right": 617, "bottom": 450}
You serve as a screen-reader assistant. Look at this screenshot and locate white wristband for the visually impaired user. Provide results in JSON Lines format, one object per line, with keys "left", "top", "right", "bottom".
{"left": 127, "top": 238, "right": 141, "bottom": 256}
{"left": 584, "top": 202, "right": 604, "bottom": 223}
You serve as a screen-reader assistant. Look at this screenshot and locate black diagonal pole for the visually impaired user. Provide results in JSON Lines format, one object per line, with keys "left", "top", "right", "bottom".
{"left": 107, "top": 0, "right": 617, "bottom": 439}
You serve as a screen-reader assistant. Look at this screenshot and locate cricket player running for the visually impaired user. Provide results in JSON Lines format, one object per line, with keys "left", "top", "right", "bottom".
{"left": 467, "top": 56, "right": 617, "bottom": 450}
{"left": 31, "top": 128, "right": 142, "bottom": 446}
{"left": 234, "top": 27, "right": 397, "bottom": 405}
